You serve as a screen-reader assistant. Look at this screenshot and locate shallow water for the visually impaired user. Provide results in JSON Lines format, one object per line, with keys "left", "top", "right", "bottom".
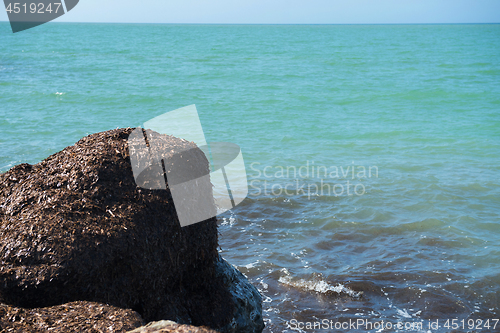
{"left": 1, "top": 22, "right": 499, "bottom": 332}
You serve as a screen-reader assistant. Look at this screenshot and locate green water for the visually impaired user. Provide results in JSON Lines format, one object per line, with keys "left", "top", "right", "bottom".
{"left": 1, "top": 23, "right": 500, "bottom": 332}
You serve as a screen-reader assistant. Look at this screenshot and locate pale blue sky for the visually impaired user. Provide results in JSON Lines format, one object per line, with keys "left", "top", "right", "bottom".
{"left": 1, "top": 0, "right": 500, "bottom": 24}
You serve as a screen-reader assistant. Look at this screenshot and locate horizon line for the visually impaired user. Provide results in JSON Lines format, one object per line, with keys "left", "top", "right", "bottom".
{"left": 1, "top": 21, "right": 500, "bottom": 25}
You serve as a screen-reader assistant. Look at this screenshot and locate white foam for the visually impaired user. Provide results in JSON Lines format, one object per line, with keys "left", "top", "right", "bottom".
{"left": 220, "top": 216, "right": 236, "bottom": 226}
{"left": 278, "top": 275, "right": 362, "bottom": 298}
{"left": 242, "top": 261, "right": 259, "bottom": 269}
{"left": 396, "top": 308, "right": 412, "bottom": 319}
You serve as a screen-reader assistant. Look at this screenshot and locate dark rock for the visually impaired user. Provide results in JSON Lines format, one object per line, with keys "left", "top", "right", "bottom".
{"left": 0, "top": 128, "right": 249, "bottom": 331}
{"left": 215, "top": 257, "right": 264, "bottom": 333}
{"left": 0, "top": 300, "right": 144, "bottom": 332}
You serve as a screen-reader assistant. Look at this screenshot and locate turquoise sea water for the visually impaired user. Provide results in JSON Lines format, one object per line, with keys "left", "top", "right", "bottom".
{"left": 1, "top": 23, "right": 500, "bottom": 332}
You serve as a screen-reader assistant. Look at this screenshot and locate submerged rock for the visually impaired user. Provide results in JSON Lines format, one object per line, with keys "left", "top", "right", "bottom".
{"left": 215, "top": 257, "right": 264, "bottom": 333}
{"left": 0, "top": 128, "right": 263, "bottom": 332}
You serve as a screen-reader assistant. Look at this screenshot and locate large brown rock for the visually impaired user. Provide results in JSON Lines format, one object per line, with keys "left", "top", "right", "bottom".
{"left": 0, "top": 128, "right": 234, "bottom": 329}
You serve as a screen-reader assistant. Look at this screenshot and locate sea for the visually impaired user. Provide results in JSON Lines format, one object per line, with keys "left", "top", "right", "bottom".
{"left": 1, "top": 23, "right": 499, "bottom": 332}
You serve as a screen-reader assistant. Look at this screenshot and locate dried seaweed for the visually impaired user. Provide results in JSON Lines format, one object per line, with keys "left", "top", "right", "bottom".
{"left": 0, "top": 300, "right": 144, "bottom": 332}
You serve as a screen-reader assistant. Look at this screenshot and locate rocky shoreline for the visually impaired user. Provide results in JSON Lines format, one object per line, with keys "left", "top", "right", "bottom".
{"left": 0, "top": 128, "right": 264, "bottom": 332}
